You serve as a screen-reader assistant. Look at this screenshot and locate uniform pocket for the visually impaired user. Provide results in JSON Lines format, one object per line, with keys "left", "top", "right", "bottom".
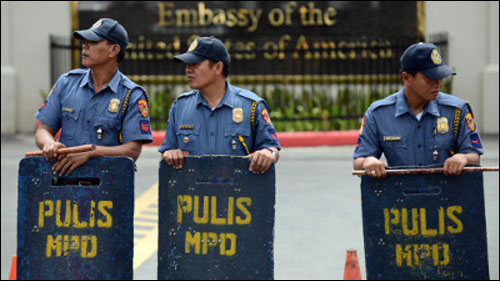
{"left": 381, "top": 135, "right": 408, "bottom": 166}
{"left": 93, "top": 116, "right": 121, "bottom": 145}
{"left": 61, "top": 109, "right": 81, "bottom": 140}
{"left": 224, "top": 126, "right": 252, "bottom": 155}
{"left": 176, "top": 128, "right": 200, "bottom": 154}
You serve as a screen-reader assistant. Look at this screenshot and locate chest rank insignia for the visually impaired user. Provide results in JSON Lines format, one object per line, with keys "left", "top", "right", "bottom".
{"left": 108, "top": 98, "right": 120, "bottom": 113}
{"left": 436, "top": 117, "right": 449, "bottom": 134}
{"left": 233, "top": 108, "right": 244, "bottom": 124}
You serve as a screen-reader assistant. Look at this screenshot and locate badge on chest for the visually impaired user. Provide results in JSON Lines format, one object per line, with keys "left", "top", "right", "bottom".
{"left": 232, "top": 108, "right": 244, "bottom": 124}
{"left": 108, "top": 98, "right": 120, "bottom": 113}
{"left": 436, "top": 117, "right": 449, "bottom": 134}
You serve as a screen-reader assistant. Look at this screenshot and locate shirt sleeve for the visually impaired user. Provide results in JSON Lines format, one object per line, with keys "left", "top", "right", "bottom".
{"left": 253, "top": 101, "right": 281, "bottom": 151}
{"left": 353, "top": 110, "right": 383, "bottom": 159}
{"left": 121, "top": 88, "right": 153, "bottom": 144}
{"left": 34, "top": 78, "right": 64, "bottom": 132}
{"left": 158, "top": 100, "right": 178, "bottom": 153}
{"left": 455, "top": 103, "right": 484, "bottom": 155}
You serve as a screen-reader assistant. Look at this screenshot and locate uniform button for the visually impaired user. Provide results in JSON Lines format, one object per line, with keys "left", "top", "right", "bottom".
{"left": 418, "top": 163, "right": 423, "bottom": 166}
{"left": 87, "top": 120, "right": 91, "bottom": 123}
{"left": 417, "top": 125, "right": 421, "bottom": 129}
{"left": 210, "top": 132, "right": 214, "bottom": 136}
{"left": 417, "top": 144, "right": 422, "bottom": 148}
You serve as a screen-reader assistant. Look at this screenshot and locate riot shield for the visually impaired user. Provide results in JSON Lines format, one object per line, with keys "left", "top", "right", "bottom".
{"left": 17, "top": 157, "right": 134, "bottom": 280}
{"left": 361, "top": 171, "right": 489, "bottom": 280}
{"left": 158, "top": 156, "right": 275, "bottom": 280}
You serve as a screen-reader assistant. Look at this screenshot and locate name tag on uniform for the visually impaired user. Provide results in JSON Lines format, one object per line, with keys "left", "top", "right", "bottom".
{"left": 61, "top": 107, "right": 74, "bottom": 113}
{"left": 384, "top": 136, "right": 402, "bottom": 141}
{"left": 179, "top": 125, "right": 194, "bottom": 130}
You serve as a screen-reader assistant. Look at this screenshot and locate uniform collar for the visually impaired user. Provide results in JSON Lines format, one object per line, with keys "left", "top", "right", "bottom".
{"left": 196, "top": 81, "right": 236, "bottom": 109}
{"left": 80, "top": 68, "right": 122, "bottom": 94}
{"left": 395, "top": 87, "right": 440, "bottom": 118}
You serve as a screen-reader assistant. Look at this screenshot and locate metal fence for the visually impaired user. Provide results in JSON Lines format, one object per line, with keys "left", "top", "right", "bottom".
{"left": 49, "top": 34, "right": 449, "bottom": 131}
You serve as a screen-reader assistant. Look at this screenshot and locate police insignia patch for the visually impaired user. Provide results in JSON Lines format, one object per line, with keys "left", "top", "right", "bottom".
{"left": 261, "top": 108, "right": 273, "bottom": 126}
{"left": 436, "top": 117, "right": 449, "bottom": 134}
{"left": 466, "top": 112, "right": 475, "bottom": 131}
{"left": 359, "top": 116, "right": 366, "bottom": 135}
{"left": 140, "top": 120, "right": 150, "bottom": 134}
{"left": 138, "top": 99, "right": 149, "bottom": 118}
{"left": 268, "top": 128, "right": 279, "bottom": 141}
{"left": 91, "top": 19, "right": 102, "bottom": 29}
{"left": 431, "top": 49, "right": 442, "bottom": 65}
{"left": 188, "top": 38, "right": 199, "bottom": 52}
{"left": 108, "top": 98, "right": 120, "bottom": 113}
{"left": 39, "top": 100, "right": 48, "bottom": 111}
{"left": 470, "top": 133, "right": 482, "bottom": 148}
{"left": 232, "top": 108, "right": 244, "bottom": 124}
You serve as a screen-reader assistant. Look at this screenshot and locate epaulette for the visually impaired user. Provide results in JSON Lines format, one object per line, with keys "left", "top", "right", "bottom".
{"left": 464, "top": 101, "right": 475, "bottom": 118}
{"left": 436, "top": 93, "right": 466, "bottom": 109}
{"left": 121, "top": 76, "right": 150, "bottom": 103}
{"left": 235, "top": 88, "right": 263, "bottom": 103}
{"left": 369, "top": 92, "right": 398, "bottom": 111}
{"left": 66, "top": 68, "right": 87, "bottom": 76}
{"left": 177, "top": 90, "right": 197, "bottom": 99}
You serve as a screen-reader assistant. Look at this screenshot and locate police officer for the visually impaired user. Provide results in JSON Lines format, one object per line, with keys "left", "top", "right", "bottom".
{"left": 159, "top": 36, "right": 281, "bottom": 174}
{"left": 353, "top": 42, "right": 483, "bottom": 177}
{"left": 35, "top": 18, "right": 153, "bottom": 176}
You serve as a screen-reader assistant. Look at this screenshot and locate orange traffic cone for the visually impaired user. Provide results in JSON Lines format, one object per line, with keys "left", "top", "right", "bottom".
{"left": 343, "top": 249, "right": 362, "bottom": 280}
{"left": 9, "top": 255, "right": 17, "bottom": 280}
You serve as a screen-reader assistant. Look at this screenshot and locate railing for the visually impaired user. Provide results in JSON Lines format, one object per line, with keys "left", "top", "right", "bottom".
{"left": 49, "top": 34, "right": 449, "bottom": 131}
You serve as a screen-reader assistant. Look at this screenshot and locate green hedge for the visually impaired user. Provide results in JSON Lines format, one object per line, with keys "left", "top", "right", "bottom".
{"left": 146, "top": 77, "right": 452, "bottom": 132}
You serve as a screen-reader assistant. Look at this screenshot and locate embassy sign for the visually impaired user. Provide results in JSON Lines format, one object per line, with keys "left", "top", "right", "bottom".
{"left": 75, "top": 1, "right": 422, "bottom": 76}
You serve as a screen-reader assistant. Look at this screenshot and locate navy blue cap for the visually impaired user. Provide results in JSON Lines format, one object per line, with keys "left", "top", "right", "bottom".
{"left": 400, "top": 42, "right": 456, "bottom": 80}
{"left": 174, "top": 36, "right": 230, "bottom": 64}
{"left": 73, "top": 18, "right": 128, "bottom": 55}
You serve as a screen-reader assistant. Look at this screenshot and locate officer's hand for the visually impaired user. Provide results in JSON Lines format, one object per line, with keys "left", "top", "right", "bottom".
{"left": 443, "top": 154, "right": 468, "bottom": 176}
{"left": 162, "top": 149, "right": 187, "bottom": 169}
{"left": 52, "top": 152, "right": 91, "bottom": 176}
{"left": 42, "top": 141, "right": 66, "bottom": 161}
{"left": 362, "top": 157, "right": 387, "bottom": 178}
{"left": 249, "top": 149, "right": 275, "bottom": 174}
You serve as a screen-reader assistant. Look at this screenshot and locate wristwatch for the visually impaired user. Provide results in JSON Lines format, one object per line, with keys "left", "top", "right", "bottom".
{"left": 265, "top": 147, "right": 277, "bottom": 163}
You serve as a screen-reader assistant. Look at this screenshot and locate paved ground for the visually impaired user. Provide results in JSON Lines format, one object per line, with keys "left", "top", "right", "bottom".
{"left": 2, "top": 134, "right": 498, "bottom": 280}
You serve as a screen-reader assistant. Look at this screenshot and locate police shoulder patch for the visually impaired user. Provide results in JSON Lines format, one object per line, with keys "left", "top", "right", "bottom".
{"left": 261, "top": 108, "right": 273, "bottom": 126}
{"left": 465, "top": 112, "right": 476, "bottom": 131}
{"left": 138, "top": 99, "right": 149, "bottom": 118}
{"left": 359, "top": 116, "right": 366, "bottom": 135}
{"left": 470, "top": 133, "right": 482, "bottom": 149}
{"left": 140, "top": 120, "right": 151, "bottom": 134}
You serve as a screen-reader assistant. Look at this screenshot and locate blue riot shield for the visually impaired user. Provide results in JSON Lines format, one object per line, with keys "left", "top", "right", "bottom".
{"left": 158, "top": 156, "right": 275, "bottom": 280}
{"left": 17, "top": 157, "right": 134, "bottom": 280}
{"left": 361, "top": 171, "right": 489, "bottom": 280}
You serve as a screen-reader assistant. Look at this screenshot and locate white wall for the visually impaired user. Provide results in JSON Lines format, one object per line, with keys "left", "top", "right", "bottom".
{"left": 1, "top": 1, "right": 71, "bottom": 134}
{"left": 426, "top": 1, "right": 499, "bottom": 134}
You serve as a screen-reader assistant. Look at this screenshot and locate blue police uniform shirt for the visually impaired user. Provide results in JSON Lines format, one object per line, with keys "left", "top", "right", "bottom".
{"left": 35, "top": 68, "right": 153, "bottom": 147}
{"left": 158, "top": 82, "right": 281, "bottom": 155}
{"left": 353, "top": 87, "right": 483, "bottom": 167}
